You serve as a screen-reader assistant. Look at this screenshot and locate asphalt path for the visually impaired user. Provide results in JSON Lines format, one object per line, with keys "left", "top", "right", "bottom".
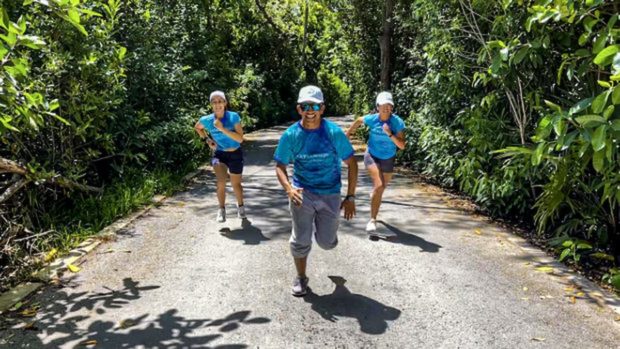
{"left": 1, "top": 117, "right": 619, "bottom": 348}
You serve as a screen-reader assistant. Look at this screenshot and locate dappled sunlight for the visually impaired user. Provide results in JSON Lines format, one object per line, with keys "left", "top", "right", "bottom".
{"left": 0, "top": 278, "right": 271, "bottom": 348}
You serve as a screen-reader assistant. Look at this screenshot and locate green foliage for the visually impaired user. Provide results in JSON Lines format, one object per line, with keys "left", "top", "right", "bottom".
{"left": 389, "top": 0, "right": 619, "bottom": 289}
{"left": 0, "top": 0, "right": 360, "bottom": 289}
{"left": 492, "top": 0, "right": 619, "bottom": 263}
{"left": 551, "top": 236, "right": 594, "bottom": 263}
{"left": 603, "top": 268, "right": 620, "bottom": 290}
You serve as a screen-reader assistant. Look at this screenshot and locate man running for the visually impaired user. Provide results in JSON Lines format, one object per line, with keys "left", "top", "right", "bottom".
{"left": 274, "top": 85, "right": 358, "bottom": 296}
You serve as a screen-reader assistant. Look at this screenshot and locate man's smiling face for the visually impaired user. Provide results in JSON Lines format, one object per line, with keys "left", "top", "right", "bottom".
{"left": 297, "top": 103, "right": 325, "bottom": 121}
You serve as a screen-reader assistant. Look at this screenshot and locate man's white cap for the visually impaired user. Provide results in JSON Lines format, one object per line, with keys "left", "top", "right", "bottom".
{"left": 297, "top": 85, "right": 324, "bottom": 104}
{"left": 376, "top": 91, "right": 394, "bottom": 106}
{"left": 209, "top": 90, "right": 226, "bottom": 102}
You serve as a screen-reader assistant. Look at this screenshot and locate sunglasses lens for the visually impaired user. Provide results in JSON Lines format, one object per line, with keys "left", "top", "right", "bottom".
{"left": 302, "top": 104, "right": 320, "bottom": 111}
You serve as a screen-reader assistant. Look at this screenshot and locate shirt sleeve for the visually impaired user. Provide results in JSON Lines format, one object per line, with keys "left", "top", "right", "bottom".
{"left": 332, "top": 127, "right": 355, "bottom": 161}
{"left": 231, "top": 112, "right": 241, "bottom": 126}
{"left": 274, "top": 131, "right": 293, "bottom": 165}
{"left": 392, "top": 115, "right": 406, "bottom": 134}
{"left": 199, "top": 116, "right": 211, "bottom": 133}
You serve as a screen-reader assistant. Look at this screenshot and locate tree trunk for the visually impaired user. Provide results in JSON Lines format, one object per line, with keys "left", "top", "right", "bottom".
{"left": 302, "top": 0, "right": 309, "bottom": 80}
{"left": 379, "top": 0, "right": 395, "bottom": 90}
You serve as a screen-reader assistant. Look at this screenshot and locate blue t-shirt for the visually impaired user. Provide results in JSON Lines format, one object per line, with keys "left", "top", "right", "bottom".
{"left": 199, "top": 111, "right": 242, "bottom": 151}
{"left": 364, "top": 113, "right": 405, "bottom": 159}
{"left": 274, "top": 119, "right": 355, "bottom": 195}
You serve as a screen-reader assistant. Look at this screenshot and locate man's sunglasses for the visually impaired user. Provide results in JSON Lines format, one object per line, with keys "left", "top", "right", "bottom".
{"left": 301, "top": 103, "right": 321, "bottom": 112}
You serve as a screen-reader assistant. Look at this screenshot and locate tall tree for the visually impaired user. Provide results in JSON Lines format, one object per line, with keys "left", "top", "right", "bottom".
{"left": 379, "top": 0, "right": 394, "bottom": 90}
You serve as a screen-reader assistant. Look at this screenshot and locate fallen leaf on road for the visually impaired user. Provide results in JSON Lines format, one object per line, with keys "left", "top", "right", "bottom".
{"left": 100, "top": 248, "right": 131, "bottom": 254}
{"left": 523, "top": 287, "right": 528, "bottom": 291}
{"left": 570, "top": 296, "right": 576, "bottom": 304}
{"left": 564, "top": 286, "right": 575, "bottom": 292}
{"left": 23, "top": 322, "right": 37, "bottom": 331}
{"left": 80, "top": 339, "right": 97, "bottom": 346}
{"left": 67, "top": 264, "right": 81, "bottom": 273}
{"left": 10, "top": 301, "right": 23, "bottom": 311}
{"left": 20, "top": 308, "right": 38, "bottom": 317}
{"left": 119, "top": 319, "right": 136, "bottom": 329}
{"left": 614, "top": 316, "right": 620, "bottom": 321}
{"left": 539, "top": 295, "right": 554, "bottom": 299}
{"left": 474, "top": 229, "right": 482, "bottom": 235}
{"left": 531, "top": 337, "right": 546, "bottom": 342}
{"left": 44, "top": 248, "right": 58, "bottom": 262}
{"left": 576, "top": 292, "right": 585, "bottom": 297}
{"left": 535, "top": 266, "right": 554, "bottom": 273}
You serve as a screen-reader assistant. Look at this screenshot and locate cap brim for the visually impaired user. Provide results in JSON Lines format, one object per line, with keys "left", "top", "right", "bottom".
{"left": 297, "top": 97, "right": 323, "bottom": 104}
{"left": 377, "top": 101, "right": 394, "bottom": 106}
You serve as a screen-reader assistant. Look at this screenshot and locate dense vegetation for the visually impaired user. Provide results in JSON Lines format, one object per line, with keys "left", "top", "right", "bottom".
{"left": 389, "top": 0, "right": 620, "bottom": 290}
{"left": 1, "top": 0, "right": 618, "bottom": 292}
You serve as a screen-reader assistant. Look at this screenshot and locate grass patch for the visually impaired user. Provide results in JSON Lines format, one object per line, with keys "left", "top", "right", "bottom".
{"left": 42, "top": 165, "right": 195, "bottom": 250}
{"left": 0, "top": 161, "right": 202, "bottom": 292}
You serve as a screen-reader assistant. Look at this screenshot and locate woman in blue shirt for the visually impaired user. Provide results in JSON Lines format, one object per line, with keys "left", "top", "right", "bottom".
{"left": 346, "top": 91, "right": 406, "bottom": 233}
{"left": 194, "top": 91, "right": 246, "bottom": 222}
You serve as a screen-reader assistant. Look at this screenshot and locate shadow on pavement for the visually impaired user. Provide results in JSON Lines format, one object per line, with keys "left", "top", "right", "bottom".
{"left": 378, "top": 221, "right": 442, "bottom": 252}
{"left": 304, "top": 276, "right": 401, "bottom": 335}
{"left": 219, "top": 218, "right": 270, "bottom": 245}
{"left": 0, "top": 277, "right": 270, "bottom": 348}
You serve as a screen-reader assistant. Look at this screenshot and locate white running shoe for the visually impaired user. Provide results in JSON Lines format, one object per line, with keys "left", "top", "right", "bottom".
{"left": 366, "top": 219, "right": 377, "bottom": 232}
{"left": 237, "top": 205, "right": 246, "bottom": 219}
{"left": 216, "top": 208, "right": 226, "bottom": 223}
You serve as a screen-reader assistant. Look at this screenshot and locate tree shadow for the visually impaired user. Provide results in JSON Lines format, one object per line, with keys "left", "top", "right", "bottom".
{"left": 304, "top": 276, "right": 401, "bottom": 335}
{"left": 219, "top": 218, "right": 270, "bottom": 245}
{"left": 0, "top": 277, "right": 270, "bottom": 348}
{"left": 379, "top": 221, "right": 442, "bottom": 252}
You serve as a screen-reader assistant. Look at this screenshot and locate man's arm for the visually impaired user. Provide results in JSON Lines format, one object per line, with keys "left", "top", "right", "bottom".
{"left": 340, "top": 156, "right": 358, "bottom": 220}
{"left": 276, "top": 163, "right": 303, "bottom": 206}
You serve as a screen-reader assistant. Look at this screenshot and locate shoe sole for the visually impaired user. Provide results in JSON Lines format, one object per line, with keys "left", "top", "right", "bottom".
{"left": 291, "top": 285, "right": 310, "bottom": 297}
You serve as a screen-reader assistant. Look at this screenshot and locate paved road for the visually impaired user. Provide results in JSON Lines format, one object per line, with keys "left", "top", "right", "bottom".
{"left": 2, "top": 117, "right": 620, "bottom": 348}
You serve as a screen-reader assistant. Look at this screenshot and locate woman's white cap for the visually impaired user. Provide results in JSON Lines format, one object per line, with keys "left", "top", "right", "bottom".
{"left": 209, "top": 90, "right": 226, "bottom": 102}
{"left": 376, "top": 91, "right": 394, "bottom": 106}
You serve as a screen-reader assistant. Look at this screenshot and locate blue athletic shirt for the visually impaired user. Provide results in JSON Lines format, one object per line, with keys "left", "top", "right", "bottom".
{"left": 274, "top": 119, "right": 355, "bottom": 195}
{"left": 199, "top": 111, "right": 242, "bottom": 151}
{"left": 363, "top": 113, "right": 405, "bottom": 160}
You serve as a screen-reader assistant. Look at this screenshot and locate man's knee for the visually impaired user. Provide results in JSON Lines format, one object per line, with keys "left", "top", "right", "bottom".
{"left": 290, "top": 241, "right": 311, "bottom": 258}
{"left": 317, "top": 236, "right": 338, "bottom": 251}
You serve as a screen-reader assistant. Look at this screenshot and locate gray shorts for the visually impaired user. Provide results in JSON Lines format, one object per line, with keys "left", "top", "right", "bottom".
{"left": 364, "top": 152, "right": 395, "bottom": 173}
{"left": 289, "top": 191, "right": 341, "bottom": 258}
